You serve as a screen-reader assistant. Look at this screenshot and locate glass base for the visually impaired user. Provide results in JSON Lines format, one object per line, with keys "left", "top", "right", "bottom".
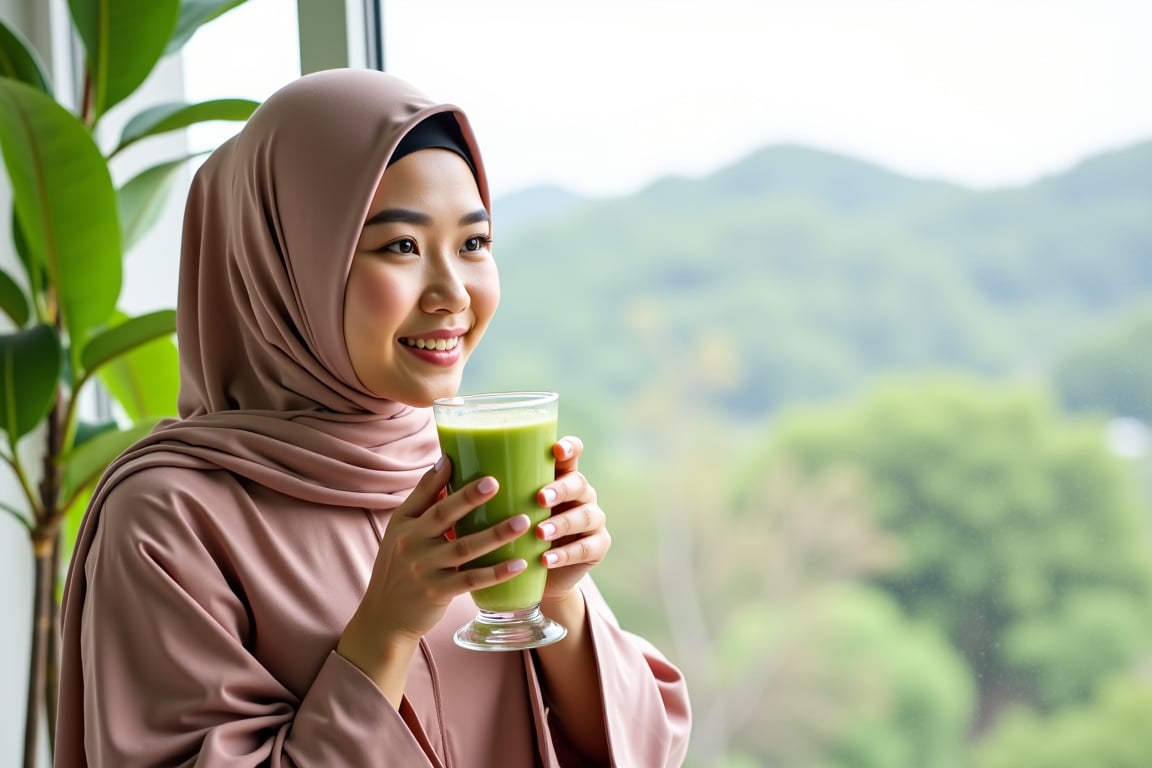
{"left": 454, "top": 604, "right": 567, "bottom": 652}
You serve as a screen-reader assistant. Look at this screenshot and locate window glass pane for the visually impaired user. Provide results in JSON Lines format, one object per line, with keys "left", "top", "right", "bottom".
{"left": 182, "top": 0, "right": 301, "bottom": 156}
{"left": 381, "top": 3, "right": 1152, "bottom": 766}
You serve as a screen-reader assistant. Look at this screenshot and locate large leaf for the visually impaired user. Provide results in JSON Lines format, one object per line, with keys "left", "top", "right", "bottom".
{"left": 59, "top": 484, "right": 92, "bottom": 597}
{"left": 60, "top": 418, "right": 159, "bottom": 500}
{"left": 67, "top": 0, "right": 180, "bottom": 118}
{"left": 81, "top": 309, "right": 177, "bottom": 374}
{"left": 113, "top": 99, "right": 258, "bottom": 156}
{"left": 97, "top": 313, "right": 180, "bottom": 421}
{"left": 0, "top": 268, "right": 29, "bottom": 327}
{"left": 0, "top": 323, "right": 61, "bottom": 443}
{"left": 10, "top": 206, "right": 36, "bottom": 291}
{"left": 117, "top": 157, "right": 199, "bottom": 252}
{"left": 0, "top": 80, "right": 121, "bottom": 357}
{"left": 0, "top": 18, "right": 51, "bottom": 93}
{"left": 166, "top": 0, "right": 249, "bottom": 55}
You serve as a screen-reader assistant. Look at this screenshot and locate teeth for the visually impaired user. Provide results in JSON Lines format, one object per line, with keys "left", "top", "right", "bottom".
{"left": 402, "top": 336, "right": 460, "bottom": 351}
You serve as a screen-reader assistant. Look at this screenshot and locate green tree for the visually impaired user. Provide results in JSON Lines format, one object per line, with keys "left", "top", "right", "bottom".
{"left": 972, "top": 676, "right": 1152, "bottom": 768}
{"left": 761, "top": 375, "right": 1152, "bottom": 724}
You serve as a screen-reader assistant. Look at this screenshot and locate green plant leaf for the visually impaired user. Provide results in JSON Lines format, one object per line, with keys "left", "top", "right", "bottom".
{"left": 0, "top": 18, "right": 52, "bottom": 93}
{"left": 0, "top": 324, "right": 61, "bottom": 442}
{"left": 59, "top": 484, "right": 93, "bottom": 596}
{"left": 10, "top": 206, "right": 36, "bottom": 292}
{"left": 117, "top": 156, "right": 201, "bottom": 252}
{"left": 113, "top": 99, "right": 258, "bottom": 156}
{"left": 0, "top": 268, "right": 29, "bottom": 327}
{"left": 97, "top": 313, "right": 180, "bottom": 421}
{"left": 0, "top": 80, "right": 122, "bottom": 355}
{"left": 81, "top": 309, "right": 177, "bottom": 375}
{"left": 60, "top": 418, "right": 159, "bottom": 500}
{"left": 166, "top": 0, "right": 249, "bottom": 55}
{"left": 67, "top": 0, "right": 181, "bottom": 118}
{"left": 73, "top": 419, "right": 118, "bottom": 448}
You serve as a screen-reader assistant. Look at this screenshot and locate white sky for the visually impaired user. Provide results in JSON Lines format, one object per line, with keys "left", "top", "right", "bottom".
{"left": 184, "top": 0, "right": 1152, "bottom": 198}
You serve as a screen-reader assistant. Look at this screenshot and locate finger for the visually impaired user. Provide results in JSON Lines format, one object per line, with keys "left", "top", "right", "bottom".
{"left": 537, "top": 470, "right": 593, "bottom": 509}
{"left": 425, "top": 475, "right": 500, "bottom": 532}
{"left": 552, "top": 435, "right": 583, "bottom": 471}
{"left": 448, "top": 557, "right": 530, "bottom": 594}
{"left": 541, "top": 529, "right": 611, "bottom": 569}
{"left": 439, "top": 512, "right": 532, "bottom": 567}
{"left": 537, "top": 502, "right": 606, "bottom": 542}
{"left": 395, "top": 455, "right": 452, "bottom": 518}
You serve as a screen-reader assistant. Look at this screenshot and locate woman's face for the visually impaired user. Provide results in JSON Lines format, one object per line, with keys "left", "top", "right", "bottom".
{"left": 344, "top": 148, "right": 499, "bottom": 407}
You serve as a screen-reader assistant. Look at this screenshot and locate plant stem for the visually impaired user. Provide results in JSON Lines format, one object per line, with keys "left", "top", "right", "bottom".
{"left": 24, "top": 391, "right": 63, "bottom": 768}
{"left": 1, "top": 446, "right": 43, "bottom": 521}
{"left": 46, "top": 532, "right": 60, "bottom": 757}
{"left": 23, "top": 544, "right": 52, "bottom": 768}
{"left": 0, "top": 501, "right": 33, "bottom": 532}
{"left": 79, "top": 69, "right": 93, "bottom": 128}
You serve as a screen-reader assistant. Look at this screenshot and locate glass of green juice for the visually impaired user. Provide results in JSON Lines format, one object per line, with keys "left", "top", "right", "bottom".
{"left": 432, "top": 391, "right": 567, "bottom": 651}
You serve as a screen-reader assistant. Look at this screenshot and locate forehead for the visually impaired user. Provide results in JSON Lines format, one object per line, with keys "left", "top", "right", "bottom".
{"left": 368, "top": 149, "right": 482, "bottom": 212}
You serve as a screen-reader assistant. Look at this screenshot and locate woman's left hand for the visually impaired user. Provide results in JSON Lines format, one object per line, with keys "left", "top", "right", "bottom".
{"left": 536, "top": 435, "right": 611, "bottom": 602}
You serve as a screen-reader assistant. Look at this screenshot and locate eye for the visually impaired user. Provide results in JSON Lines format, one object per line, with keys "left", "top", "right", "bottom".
{"left": 462, "top": 235, "right": 493, "bottom": 253}
{"left": 382, "top": 238, "right": 417, "bottom": 255}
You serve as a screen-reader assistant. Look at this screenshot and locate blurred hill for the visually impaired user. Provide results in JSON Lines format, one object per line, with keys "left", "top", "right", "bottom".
{"left": 467, "top": 141, "right": 1152, "bottom": 423}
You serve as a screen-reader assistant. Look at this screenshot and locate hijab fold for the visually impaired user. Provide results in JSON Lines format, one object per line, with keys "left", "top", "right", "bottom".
{"left": 61, "top": 71, "right": 493, "bottom": 743}
{"left": 82, "top": 68, "right": 491, "bottom": 505}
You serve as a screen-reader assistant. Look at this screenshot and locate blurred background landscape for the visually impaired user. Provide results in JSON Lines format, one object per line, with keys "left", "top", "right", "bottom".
{"left": 467, "top": 138, "right": 1152, "bottom": 766}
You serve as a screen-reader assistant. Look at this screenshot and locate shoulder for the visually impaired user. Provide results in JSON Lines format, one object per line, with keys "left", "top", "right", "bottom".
{"left": 97, "top": 463, "right": 246, "bottom": 554}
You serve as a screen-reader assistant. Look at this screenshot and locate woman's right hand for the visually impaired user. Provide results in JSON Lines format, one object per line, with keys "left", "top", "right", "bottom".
{"left": 336, "top": 456, "right": 528, "bottom": 703}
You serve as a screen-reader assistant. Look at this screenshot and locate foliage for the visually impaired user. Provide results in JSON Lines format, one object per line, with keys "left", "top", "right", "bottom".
{"left": 0, "top": 2, "right": 257, "bottom": 765}
{"left": 585, "top": 393, "right": 972, "bottom": 768}
{"left": 757, "top": 375, "right": 1152, "bottom": 719}
{"left": 473, "top": 142, "right": 1152, "bottom": 423}
{"left": 1053, "top": 301, "right": 1152, "bottom": 422}
{"left": 972, "top": 676, "right": 1152, "bottom": 768}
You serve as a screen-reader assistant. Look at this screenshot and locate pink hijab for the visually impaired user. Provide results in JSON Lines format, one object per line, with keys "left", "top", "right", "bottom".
{"left": 58, "top": 67, "right": 491, "bottom": 748}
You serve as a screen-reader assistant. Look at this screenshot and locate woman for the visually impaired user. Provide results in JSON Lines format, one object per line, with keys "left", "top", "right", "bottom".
{"left": 55, "top": 69, "right": 690, "bottom": 766}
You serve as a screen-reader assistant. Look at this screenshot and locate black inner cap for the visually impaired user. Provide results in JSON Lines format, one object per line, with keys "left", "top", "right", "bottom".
{"left": 389, "top": 112, "right": 476, "bottom": 177}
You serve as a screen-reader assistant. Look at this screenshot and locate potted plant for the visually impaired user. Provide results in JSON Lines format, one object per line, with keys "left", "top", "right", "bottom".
{"left": 0, "top": 2, "right": 260, "bottom": 765}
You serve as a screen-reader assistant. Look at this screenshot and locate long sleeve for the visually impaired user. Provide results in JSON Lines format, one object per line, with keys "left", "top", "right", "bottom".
{"left": 66, "top": 471, "right": 442, "bottom": 768}
{"left": 537, "top": 578, "right": 692, "bottom": 767}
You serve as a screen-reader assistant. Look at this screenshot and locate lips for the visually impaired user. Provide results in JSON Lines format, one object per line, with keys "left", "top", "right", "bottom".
{"left": 398, "top": 333, "right": 464, "bottom": 367}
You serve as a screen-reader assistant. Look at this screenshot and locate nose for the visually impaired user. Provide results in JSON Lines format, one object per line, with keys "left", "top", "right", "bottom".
{"left": 420, "top": 254, "right": 470, "bottom": 314}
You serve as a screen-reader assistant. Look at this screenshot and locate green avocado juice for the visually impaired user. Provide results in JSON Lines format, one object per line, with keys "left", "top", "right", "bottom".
{"left": 436, "top": 416, "right": 557, "bottom": 612}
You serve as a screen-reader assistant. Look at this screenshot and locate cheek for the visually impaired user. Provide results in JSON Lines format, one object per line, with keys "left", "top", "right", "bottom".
{"left": 344, "top": 265, "right": 403, "bottom": 355}
{"left": 470, "top": 265, "right": 501, "bottom": 330}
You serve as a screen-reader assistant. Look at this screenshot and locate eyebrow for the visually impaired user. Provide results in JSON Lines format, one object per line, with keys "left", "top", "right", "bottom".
{"left": 364, "top": 207, "right": 490, "bottom": 228}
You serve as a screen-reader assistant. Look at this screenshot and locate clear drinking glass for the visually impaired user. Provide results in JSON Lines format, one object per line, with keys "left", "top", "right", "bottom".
{"left": 432, "top": 391, "right": 567, "bottom": 651}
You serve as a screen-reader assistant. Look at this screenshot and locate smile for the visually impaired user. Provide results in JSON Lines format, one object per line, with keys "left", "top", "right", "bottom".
{"left": 400, "top": 336, "right": 461, "bottom": 351}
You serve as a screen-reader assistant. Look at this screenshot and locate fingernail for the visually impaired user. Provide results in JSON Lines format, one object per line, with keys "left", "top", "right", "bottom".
{"left": 543, "top": 552, "right": 559, "bottom": 566}
{"left": 478, "top": 476, "right": 498, "bottom": 494}
{"left": 538, "top": 522, "right": 556, "bottom": 540}
{"left": 540, "top": 487, "right": 557, "bottom": 506}
{"left": 434, "top": 455, "right": 446, "bottom": 472}
{"left": 509, "top": 515, "right": 530, "bottom": 533}
{"left": 508, "top": 559, "right": 527, "bottom": 573}
{"left": 558, "top": 439, "right": 573, "bottom": 456}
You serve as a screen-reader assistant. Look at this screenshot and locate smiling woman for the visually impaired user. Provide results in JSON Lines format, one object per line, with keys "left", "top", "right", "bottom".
{"left": 52, "top": 67, "right": 690, "bottom": 768}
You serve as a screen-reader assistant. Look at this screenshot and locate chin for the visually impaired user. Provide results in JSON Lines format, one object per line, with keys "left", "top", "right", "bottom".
{"left": 388, "top": 381, "right": 465, "bottom": 409}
